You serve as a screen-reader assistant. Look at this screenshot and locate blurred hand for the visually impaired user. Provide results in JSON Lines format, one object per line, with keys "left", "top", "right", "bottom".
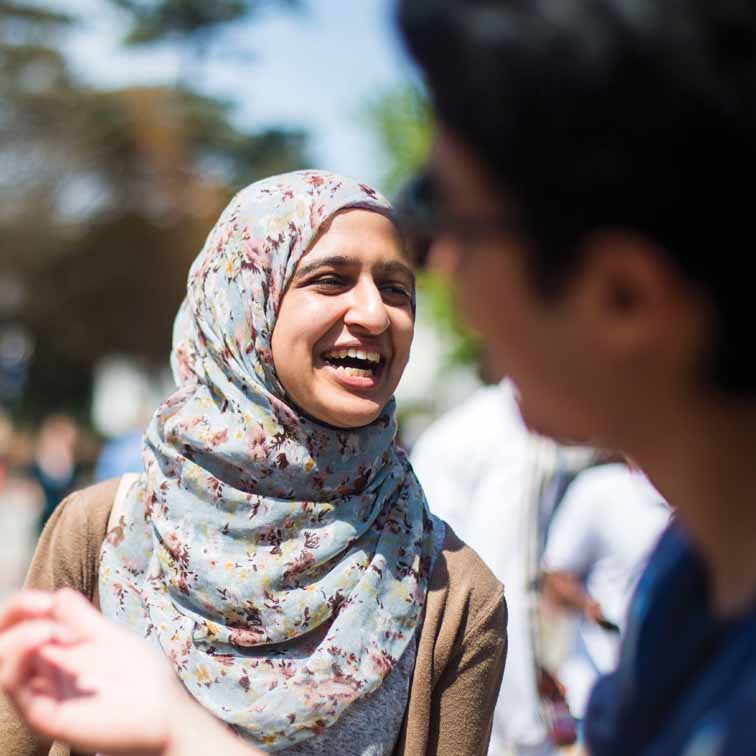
{"left": 0, "top": 589, "right": 263, "bottom": 756}
{"left": 0, "top": 588, "right": 183, "bottom": 755}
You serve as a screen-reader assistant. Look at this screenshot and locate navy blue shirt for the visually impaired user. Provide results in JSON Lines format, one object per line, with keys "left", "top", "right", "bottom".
{"left": 585, "top": 524, "right": 756, "bottom": 755}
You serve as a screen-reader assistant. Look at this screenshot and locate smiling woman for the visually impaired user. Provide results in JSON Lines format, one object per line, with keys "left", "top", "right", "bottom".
{"left": 0, "top": 171, "right": 506, "bottom": 756}
{"left": 272, "top": 209, "right": 415, "bottom": 428}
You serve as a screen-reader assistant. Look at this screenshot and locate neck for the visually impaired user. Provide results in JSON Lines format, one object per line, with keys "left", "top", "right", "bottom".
{"left": 627, "top": 394, "right": 756, "bottom": 618}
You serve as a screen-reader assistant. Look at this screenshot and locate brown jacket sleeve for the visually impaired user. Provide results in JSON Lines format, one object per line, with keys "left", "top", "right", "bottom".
{"left": 0, "top": 480, "right": 117, "bottom": 756}
{"left": 429, "top": 590, "right": 507, "bottom": 754}
{"left": 396, "top": 525, "right": 508, "bottom": 756}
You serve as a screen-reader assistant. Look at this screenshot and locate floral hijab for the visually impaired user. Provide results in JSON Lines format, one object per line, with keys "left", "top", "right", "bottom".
{"left": 99, "top": 171, "right": 436, "bottom": 751}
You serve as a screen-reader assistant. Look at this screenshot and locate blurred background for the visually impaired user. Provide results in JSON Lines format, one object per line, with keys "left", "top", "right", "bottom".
{"left": 0, "top": 0, "right": 482, "bottom": 599}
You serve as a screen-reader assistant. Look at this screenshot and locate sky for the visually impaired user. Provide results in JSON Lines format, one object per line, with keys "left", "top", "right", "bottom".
{"left": 47, "top": 0, "right": 419, "bottom": 190}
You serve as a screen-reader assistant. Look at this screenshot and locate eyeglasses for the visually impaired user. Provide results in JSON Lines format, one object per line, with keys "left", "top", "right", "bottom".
{"left": 394, "top": 170, "right": 518, "bottom": 268}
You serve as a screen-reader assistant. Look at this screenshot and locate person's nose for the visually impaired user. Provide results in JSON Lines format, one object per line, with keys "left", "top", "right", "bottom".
{"left": 343, "top": 278, "right": 390, "bottom": 335}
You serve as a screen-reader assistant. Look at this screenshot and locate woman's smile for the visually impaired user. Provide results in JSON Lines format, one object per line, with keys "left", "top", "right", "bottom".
{"left": 320, "top": 343, "right": 388, "bottom": 390}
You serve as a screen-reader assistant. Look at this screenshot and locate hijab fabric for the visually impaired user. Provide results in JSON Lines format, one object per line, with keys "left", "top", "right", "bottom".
{"left": 99, "top": 171, "right": 436, "bottom": 751}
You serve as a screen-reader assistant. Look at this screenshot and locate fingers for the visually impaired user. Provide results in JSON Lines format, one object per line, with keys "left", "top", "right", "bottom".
{"left": 0, "top": 588, "right": 98, "bottom": 644}
{"left": 37, "top": 641, "right": 97, "bottom": 685}
{"left": 0, "top": 619, "right": 61, "bottom": 693}
{"left": 51, "top": 588, "right": 104, "bottom": 641}
{"left": 9, "top": 653, "right": 78, "bottom": 742}
{"left": 0, "top": 591, "right": 55, "bottom": 632}
{"left": 11, "top": 681, "right": 61, "bottom": 739}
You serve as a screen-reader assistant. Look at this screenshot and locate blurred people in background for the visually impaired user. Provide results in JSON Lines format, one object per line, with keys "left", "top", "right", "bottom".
{"left": 0, "top": 409, "right": 11, "bottom": 490}
{"left": 28, "top": 414, "right": 79, "bottom": 533}
{"left": 91, "top": 356, "right": 158, "bottom": 481}
{"left": 0, "top": 413, "right": 42, "bottom": 601}
{"left": 541, "top": 464, "right": 669, "bottom": 722}
{"left": 94, "top": 430, "right": 143, "bottom": 482}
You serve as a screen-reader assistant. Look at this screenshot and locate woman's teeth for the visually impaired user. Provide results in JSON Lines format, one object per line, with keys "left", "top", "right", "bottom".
{"left": 323, "top": 348, "right": 381, "bottom": 363}
{"left": 331, "top": 364, "right": 374, "bottom": 378}
{"left": 322, "top": 347, "right": 382, "bottom": 377}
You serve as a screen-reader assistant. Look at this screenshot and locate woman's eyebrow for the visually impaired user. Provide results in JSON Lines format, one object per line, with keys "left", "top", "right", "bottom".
{"left": 293, "top": 255, "right": 416, "bottom": 287}
{"left": 376, "top": 261, "right": 416, "bottom": 287}
{"left": 293, "top": 255, "right": 356, "bottom": 280}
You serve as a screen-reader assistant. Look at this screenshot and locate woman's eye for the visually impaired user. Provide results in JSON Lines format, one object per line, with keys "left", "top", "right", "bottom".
{"left": 381, "top": 284, "right": 413, "bottom": 301}
{"left": 312, "top": 276, "right": 345, "bottom": 288}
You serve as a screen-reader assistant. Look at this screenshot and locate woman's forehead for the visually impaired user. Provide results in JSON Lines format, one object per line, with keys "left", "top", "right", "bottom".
{"left": 301, "top": 210, "right": 404, "bottom": 265}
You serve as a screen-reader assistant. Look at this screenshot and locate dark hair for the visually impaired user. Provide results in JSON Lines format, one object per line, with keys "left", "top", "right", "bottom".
{"left": 398, "top": 0, "right": 756, "bottom": 395}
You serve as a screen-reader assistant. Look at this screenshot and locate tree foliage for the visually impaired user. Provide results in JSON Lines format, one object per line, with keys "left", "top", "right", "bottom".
{"left": 0, "top": 1, "right": 71, "bottom": 28}
{"left": 109, "top": 0, "right": 301, "bottom": 45}
{"left": 0, "top": 2, "right": 309, "bottom": 417}
{"left": 364, "top": 83, "right": 432, "bottom": 197}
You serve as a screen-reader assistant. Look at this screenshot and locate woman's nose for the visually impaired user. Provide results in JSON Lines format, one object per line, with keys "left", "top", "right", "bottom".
{"left": 343, "top": 280, "right": 390, "bottom": 334}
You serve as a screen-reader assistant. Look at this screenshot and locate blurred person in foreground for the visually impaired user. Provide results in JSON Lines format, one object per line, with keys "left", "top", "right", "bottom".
{"left": 540, "top": 463, "right": 669, "bottom": 726}
{"left": 0, "top": 170, "right": 505, "bottom": 756}
{"left": 398, "top": 0, "right": 756, "bottom": 752}
{"left": 0, "top": 589, "right": 262, "bottom": 756}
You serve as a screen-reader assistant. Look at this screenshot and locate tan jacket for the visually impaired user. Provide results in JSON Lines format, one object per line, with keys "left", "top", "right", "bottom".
{"left": 1, "top": 479, "right": 507, "bottom": 756}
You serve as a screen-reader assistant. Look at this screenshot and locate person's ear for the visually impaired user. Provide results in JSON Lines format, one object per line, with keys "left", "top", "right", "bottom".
{"left": 573, "top": 229, "right": 704, "bottom": 361}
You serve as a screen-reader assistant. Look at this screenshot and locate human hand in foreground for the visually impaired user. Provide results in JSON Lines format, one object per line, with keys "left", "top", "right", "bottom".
{"left": 0, "top": 589, "right": 263, "bottom": 756}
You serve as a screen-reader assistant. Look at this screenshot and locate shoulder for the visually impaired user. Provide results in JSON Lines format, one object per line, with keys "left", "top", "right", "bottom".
{"left": 51, "top": 478, "right": 120, "bottom": 539}
{"left": 410, "top": 522, "right": 507, "bottom": 730}
{"left": 427, "top": 523, "right": 507, "bottom": 646}
{"left": 24, "top": 478, "right": 120, "bottom": 599}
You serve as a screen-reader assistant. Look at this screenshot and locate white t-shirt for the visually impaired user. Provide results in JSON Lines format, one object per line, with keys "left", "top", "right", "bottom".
{"left": 541, "top": 464, "right": 670, "bottom": 717}
{"left": 411, "top": 381, "right": 557, "bottom": 755}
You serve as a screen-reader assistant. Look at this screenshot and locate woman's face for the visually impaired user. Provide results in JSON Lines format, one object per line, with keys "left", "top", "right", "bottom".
{"left": 271, "top": 208, "right": 415, "bottom": 428}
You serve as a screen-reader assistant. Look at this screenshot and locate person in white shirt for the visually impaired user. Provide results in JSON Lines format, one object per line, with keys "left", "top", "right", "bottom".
{"left": 412, "top": 380, "right": 561, "bottom": 756}
{"left": 541, "top": 464, "right": 670, "bottom": 719}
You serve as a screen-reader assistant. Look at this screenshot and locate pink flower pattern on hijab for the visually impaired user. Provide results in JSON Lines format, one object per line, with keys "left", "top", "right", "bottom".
{"left": 98, "top": 171, "right": 436, "bottom": 751}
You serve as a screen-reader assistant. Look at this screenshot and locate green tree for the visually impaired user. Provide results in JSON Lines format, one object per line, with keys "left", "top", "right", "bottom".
{"left": 110, "top": 0, "right": 301, "bottom": 46}
{"left": 363, "top": 83, "right": 432, "bottom": 197}
{"left": 0, "top": 1, "right": 71, "bottom": 29}
{"left": 0, "top": 2, "right": 308, "bottom": 419}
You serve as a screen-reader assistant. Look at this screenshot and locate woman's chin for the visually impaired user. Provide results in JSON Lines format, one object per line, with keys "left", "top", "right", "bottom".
{"left": 309, "top": 391, "right": 385, "bottom": 429}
